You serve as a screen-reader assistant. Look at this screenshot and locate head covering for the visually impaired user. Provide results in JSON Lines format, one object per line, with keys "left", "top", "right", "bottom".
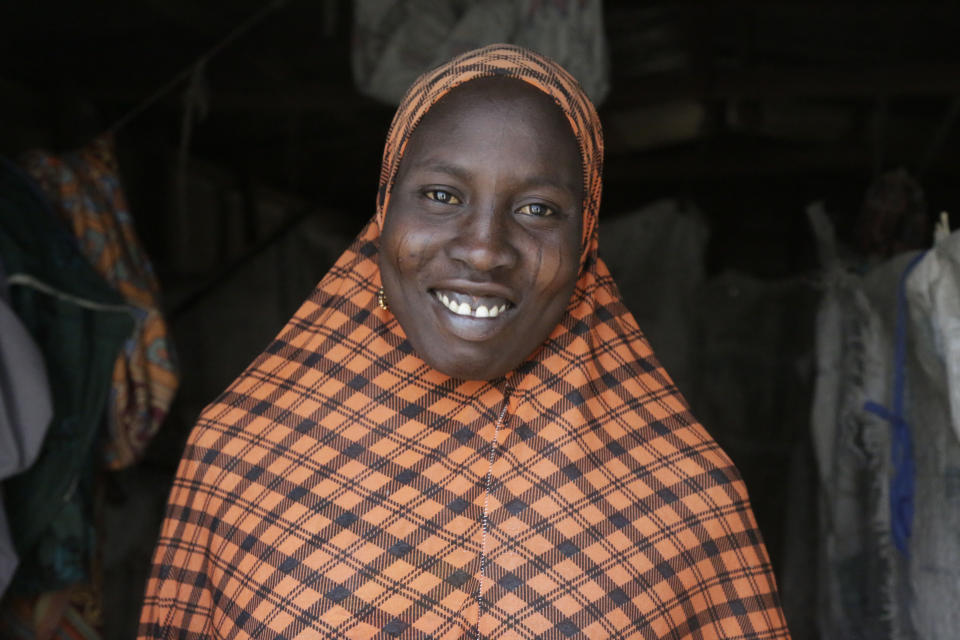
{"left": 375, "top": 43, "right": 603, "bottom": 267}
{"left": 140, "top": 45, "right": 789, "bottom": 639}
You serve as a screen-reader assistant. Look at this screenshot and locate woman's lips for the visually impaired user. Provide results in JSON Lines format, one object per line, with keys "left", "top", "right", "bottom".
{"left": 431, "top": 289, "right": 511, "bottom": 318}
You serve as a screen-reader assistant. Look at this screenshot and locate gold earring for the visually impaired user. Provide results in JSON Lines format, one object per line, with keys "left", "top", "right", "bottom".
{"left": 377, "top": 287, "right": 388, "bottom": 310}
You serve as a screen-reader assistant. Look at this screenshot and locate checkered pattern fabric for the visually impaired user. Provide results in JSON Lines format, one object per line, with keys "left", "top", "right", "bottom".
{"left": 139, "top": 45, "right": 790, "bottom": 639}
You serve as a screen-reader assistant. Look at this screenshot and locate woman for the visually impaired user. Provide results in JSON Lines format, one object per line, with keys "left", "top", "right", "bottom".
{"left": 140, "top": 45, "right": 790, "bottom": 639}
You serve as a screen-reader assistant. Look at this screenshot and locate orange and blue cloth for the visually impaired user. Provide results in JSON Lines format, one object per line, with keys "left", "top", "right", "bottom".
{"left": 22, "top": 136, "right": 178, "bottom": 469}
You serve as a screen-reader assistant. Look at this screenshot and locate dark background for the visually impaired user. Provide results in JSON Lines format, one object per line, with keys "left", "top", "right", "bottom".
{"left": 2, "top": 2, "right": 959, "bottom": 638}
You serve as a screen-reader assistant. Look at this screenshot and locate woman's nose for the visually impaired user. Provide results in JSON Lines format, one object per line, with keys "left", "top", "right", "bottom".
{"left": 447, "top": 206, "right": 517, "bottom": 273}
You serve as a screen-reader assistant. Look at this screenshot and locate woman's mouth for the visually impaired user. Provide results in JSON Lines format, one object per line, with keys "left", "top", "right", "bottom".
{"left": 432, "top": 290, "right": 511, "bottom": 318}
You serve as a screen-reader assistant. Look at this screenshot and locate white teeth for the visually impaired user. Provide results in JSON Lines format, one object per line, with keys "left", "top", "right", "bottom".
{"left": 434, "top": 292, "right": 509, "bottom": 318}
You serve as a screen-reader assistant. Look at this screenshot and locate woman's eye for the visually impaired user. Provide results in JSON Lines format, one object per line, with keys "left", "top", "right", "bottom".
{"left": 424, "top": 189, "right": 461, "bottom": 205}
{"left": 517, "top": 202, "right": 555, "bottom": 217}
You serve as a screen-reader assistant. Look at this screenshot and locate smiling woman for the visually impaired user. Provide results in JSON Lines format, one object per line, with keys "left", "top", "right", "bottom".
{"left": 380, "top": 77, "right": 582, "bottom": 380}
{"left": 139, "top": 45, "right": 791, "bottom": 639}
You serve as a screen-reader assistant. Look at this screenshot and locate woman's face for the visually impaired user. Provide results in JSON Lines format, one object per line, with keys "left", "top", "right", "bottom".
{"left": 379, "top": 77, "right": 583, "bottom": 380}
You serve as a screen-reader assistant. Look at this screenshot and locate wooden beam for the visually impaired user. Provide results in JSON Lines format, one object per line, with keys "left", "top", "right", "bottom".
{"left": 88, "top": 61, "right": 960, "bottom": 117}
{"left": 88, "top": 86, "right": 390, "bottom": 113}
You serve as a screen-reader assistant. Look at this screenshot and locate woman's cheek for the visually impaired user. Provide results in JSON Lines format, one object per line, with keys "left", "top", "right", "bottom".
{"left": 394, "top": 229, "right": 426, "bottom": 271}
{"left": 535, "top": 240, "right": 571, "bottom": 291}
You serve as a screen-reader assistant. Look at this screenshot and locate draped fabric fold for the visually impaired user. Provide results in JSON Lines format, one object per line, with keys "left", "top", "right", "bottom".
{"left": 0, "top": 259, "right": 54, "bottom": 598}
{"left": 0, "top": 157, "right": 133, "bottom": 635}
{"left": 140, "top": 45, "right": 788, "bottom": 639}
{"left": 22, "top": 136, "right": 178, "bottom": 469}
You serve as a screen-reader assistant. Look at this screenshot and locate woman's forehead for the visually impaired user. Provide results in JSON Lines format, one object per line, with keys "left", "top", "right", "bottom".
{"left": 420, "top": 77, "right": 568, "bottom": 130}
{"left": 401, "top": 77, "right": 582, "bottom": 176}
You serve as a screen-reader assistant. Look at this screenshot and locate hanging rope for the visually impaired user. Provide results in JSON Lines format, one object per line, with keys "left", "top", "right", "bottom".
{"left": 104, "top": 0, "right": 289, "bottom": 136}
{"left": 176, "top": 60, "right": 210, "bottom": 220}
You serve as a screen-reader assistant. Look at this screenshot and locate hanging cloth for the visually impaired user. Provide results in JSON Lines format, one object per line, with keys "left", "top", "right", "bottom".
{"left": 902, "top": 226, "right": 960, "bottom": 639}
{"left": 0, "top": 257, "right": 54, "bottom": 598}
{"left": 863, "top": 252, "right": 926, "bottom": 555}
{"left": 352, "top": 0, "right": 610, "bottom": 105}
{"left": 21, "top": 136, "right": 178, "bottom": 469}
{"left": 906, "top": 225, "right": 960, "bottom": 444}
{"left": 0, "top": 157, "right": 133, "bottom": 594}
{"left": 854, "top": 172, "right": 933, "bottom": 553}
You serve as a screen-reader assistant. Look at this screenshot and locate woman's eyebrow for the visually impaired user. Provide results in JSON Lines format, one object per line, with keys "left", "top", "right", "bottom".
{"left": 418, "top": 162, "right": 577, "bottom": 192}
{"left": 520, "top": 175, "right": 580, "bottom": 194}
{"left": 414, "top": 161, "right": 471, "bottom": 181}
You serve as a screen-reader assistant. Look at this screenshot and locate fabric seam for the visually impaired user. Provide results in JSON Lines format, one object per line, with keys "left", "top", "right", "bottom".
{"left": 475, "top": 398, "right": 510, "bottom": 640}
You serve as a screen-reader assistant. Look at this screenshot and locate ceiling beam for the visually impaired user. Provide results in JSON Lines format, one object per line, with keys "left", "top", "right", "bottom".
{"left": 87, "top": 62, "right": 960, "bottom": 118}
{"left": 88, "top": 86, "right": 389, "bottom": 114}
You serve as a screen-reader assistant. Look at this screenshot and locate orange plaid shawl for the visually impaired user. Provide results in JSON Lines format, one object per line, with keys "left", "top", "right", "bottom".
{"left": 140, "top": 45, "right": 790, "bottom": 639}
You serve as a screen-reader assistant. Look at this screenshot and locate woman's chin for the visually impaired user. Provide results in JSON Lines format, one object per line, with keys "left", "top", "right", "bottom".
{"left": 420, "top": 350, "right": 513, "bottom": 382}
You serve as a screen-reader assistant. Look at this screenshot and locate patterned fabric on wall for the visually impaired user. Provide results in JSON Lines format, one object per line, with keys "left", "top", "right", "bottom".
{"left": 22, "top": 136, "right": 178, "bottom": 469}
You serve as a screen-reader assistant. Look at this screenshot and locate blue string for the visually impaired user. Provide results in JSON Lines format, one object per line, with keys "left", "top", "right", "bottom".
{"left": 863, "top": 250, "right": 927, "bottom": 556}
